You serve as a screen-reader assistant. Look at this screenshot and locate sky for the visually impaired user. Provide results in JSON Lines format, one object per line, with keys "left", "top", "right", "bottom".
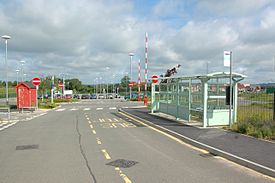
{"left": 0, "top": 0, "right": 275, "bottom": 84}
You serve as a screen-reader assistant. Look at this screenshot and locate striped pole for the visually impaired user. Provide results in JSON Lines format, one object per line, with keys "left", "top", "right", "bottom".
{"left": 138, "top": 59, "right": 141, "bottom": 101}
{"left": 144, "top": 32, "right": 148, "bottom": 99}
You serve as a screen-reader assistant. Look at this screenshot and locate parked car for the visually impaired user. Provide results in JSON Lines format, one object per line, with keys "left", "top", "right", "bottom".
{"left": 64, "top": 94, "right": 72, "bottom": 99}
{"left": 90, "top": 94, "right": 97, "bottom": 99}
{"left": 98, "top": 94, "right": 105, "bottom": 99}
{"left": 74, "top": 94, "right": 81, "bottom": 99}
{"left": 107, "top": 93, "right": 113, "bottom": 99}
{"left": 81, "top": 94, "right": 90, "bottom": 99}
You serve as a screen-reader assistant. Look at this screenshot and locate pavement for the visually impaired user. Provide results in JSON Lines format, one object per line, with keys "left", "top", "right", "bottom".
{"left": 0, "top": 100, "right": 274, "bottom": 182}
{"left": 121, "top": 107, "right": 275, "bottom": 178}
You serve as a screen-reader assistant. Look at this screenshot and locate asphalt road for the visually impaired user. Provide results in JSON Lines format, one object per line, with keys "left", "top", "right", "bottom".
{"left": 0, "top": 99, "right": 274, "bottom": 183}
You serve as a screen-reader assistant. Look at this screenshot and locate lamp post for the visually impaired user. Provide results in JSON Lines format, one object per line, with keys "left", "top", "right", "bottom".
{"left": 112, "top": 74, "right": 116, "bottom": 93}
{"left": 16, "top": 69, "right": 20, "bottom": 85}
{"left": 105, "top": 67, "right": 110, "bottom": 97}
{"left": 2, "top": 35, "right": 11, "bottom": 105}
{"left": 125, "top": 72, "right": 128, "bottom": 99}
{"left": 99, "top": 77, "right": 102, "bottom": 93}
{"left": 95, "top": 77, "right": 98, "bottom": 94}
{"left": 20, "top": 60, "right": 25, "bottom": 82}
{"left": 129, "top": 53, "right": 134, "bottom": 99}
{"left": 23, "top": 73, "right": 27, "bottom": 81}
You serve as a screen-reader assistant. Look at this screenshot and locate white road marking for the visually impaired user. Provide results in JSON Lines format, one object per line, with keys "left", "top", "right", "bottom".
{"left": 0, "top": 122, "right": 9, "bottom": 127}
{"left": 109, "top": 107, "right": 117, "bottom": 110}
{"left": 70, "top": 108, "right": 78, "bottom": 111}
{"left": 56, "top": 108, "right": 66, "bottom": 112}
{"left": 96, "top": 108, "right": 103, "bottom": 110}
{"left": 0, "top": 122, "right": 17, "bottom": 131}
{"left": 108, "top": 119, "right": 112, "bottom": 122}
{"left": 114, "top": 118, "right": 119, "bottom": 122}
{"left": 84, "top": 108, "right": 90, "bottom": 111}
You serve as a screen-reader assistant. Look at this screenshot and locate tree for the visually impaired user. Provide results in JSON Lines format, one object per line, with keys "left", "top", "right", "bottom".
{"left": 121, "top": 76, "right": 130, "bottom": 88}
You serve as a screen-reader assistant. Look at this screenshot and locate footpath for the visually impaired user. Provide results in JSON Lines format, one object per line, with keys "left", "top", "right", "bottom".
{"left": 121, "top": 107, "right": 275, "bottom": 178}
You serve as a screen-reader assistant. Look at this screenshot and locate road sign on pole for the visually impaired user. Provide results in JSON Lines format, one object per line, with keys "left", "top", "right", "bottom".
{"left": 32, "top": 77, "right": 40, "bottom": 111}
{"left": 58, "top": 83, "right": 63, "bottom": 88}
{"left": 152, "top": 75, "right": 158, "bottom": 83}
{"left": 32, "top": 77, "right": 41, "bottom": 86}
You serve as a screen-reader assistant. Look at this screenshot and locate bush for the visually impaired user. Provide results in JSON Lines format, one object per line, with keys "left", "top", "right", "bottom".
{"left": 231, "top": 113, "right": 275, "bottom": 141}
{"left": 39, "top": 102, "right": 59, "bottom": 109}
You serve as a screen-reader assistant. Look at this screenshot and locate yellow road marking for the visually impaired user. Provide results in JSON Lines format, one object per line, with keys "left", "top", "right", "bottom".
{"left": 101, "top": 149, "right": 111, "bottom": 159}
{"left": 112, "top": 123, "right": 118, "bottom": 128}
{"left": 90, "top": 124, "right": 93, "bottom": 129}
{"left": 114, "top": 118, "right": 119, "bottom": 122}
{"left": 119, "top": 112, "right": 208, "bottom": 154}
{"left": 115, "top": 167, "right": 132, "bottom": 183}
{"left": 92, "top": 130, "right": 97, "bottom": 134}
{"left": 96, "top": 137, "right": 102, "bottom": 145}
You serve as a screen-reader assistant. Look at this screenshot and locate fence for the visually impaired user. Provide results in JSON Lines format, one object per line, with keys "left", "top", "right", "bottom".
{"left": 237, "top": 92, "right": 274, "bottom": 122}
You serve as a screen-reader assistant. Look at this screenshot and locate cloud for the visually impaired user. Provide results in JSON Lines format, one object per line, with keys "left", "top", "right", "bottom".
{"left": 0, "top": 0, "right": 275, "bottom": 84}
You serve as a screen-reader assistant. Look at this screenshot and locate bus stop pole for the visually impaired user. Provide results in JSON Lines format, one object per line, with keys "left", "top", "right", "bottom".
{"left": 229, "top": 52, "right": 233, "bottom": 126}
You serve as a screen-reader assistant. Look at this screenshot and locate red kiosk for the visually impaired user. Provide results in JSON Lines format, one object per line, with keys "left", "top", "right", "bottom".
{"left": 16, "top": 82, "right": 37, "bottom": 109}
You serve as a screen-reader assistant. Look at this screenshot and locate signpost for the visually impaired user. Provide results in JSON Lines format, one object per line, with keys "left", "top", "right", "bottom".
{"left": 58, "top": 83, "right": 63, "bottom": 88}
{"left": 224, "top": 51, "right": 233, "bottom": 126}
{"left": 128, "top": 82, "right": 134, "bottom": 87}
{"left": 152, "top": 75, "right": 158, "bottom": 83}
{"left": 32, "top": 77, "right": 41, "bottom": 111}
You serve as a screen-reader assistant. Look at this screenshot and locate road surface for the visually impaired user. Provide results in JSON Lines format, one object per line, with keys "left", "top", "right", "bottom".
{"left": 0, "top": 99, "right": 273, "bottom": 183}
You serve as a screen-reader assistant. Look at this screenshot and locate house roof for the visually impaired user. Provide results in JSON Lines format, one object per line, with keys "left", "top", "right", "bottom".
{"left": 16, "top": 82, "right": 36, "bottom": 89}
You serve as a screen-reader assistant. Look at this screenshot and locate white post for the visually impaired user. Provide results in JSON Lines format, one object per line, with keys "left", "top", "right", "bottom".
{"left": 51, "top": 76, "right": 54, "bottom": 104}
{"left": 233, "top": 81, "right": 238, "bottom": 123}
{"left": 151, "top": 84, "right": 155, "bottom": 113}
{"left": 5, "top": 39, "right": 8, "bottom": 105}
{"left": 229, "top": 52, "right": 233, "bottom": 126}
{"left": 203, "top": 80, "right": 208, "bottom": 128}
{"left": 36, "top": 85, "right": 39, "bottom": 111}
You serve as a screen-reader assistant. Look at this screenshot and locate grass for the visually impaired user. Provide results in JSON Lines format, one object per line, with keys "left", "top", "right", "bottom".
{"left": 232, "top": 105, "right": 275, "bottom": 140}
{"left": 239, "top": 93, "right": 273, "bottom": 102}
{"left": 0, "top": 87, "right": 16, "bottom": 98}
{"left": 39, "top": 98, "right": 78, "bottom": 103}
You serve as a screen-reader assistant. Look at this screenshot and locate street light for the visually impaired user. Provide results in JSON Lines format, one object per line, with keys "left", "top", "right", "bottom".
{"left": 20, "top": 60, "right": 25, "bottom": 82}
{"left": 99, "top": 77, "right": 102, "bottom": 93}
{"left": 105, "top": 67, "right": 110, "bottom": 97}
{"left": 2, "top": 35, "right": 11, "bottom": 105}
{"left": 23, "top": 73, "right": 27, "bottom": 81}
{"left": 16, "top": 69, "right": 20, "bottom": 85}
{"left": 129, "top": 52, "right": 134, "bottom": 99}
{"left": 112, "top": 74, "right": 116, "bottom": 93}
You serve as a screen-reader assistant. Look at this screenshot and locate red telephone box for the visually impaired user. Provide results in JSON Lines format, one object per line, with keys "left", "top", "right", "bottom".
{"left": 16, "top": 82, "right": 37, "bottom": 109}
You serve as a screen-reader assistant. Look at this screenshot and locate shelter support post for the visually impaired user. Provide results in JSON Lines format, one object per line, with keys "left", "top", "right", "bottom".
{"left": 202, "top": 79, "right": 209, "bottom": 128}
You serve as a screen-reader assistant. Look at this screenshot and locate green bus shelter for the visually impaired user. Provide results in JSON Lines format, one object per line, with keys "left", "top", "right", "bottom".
{"left": 151, "top": 72, "right": 246, "bottom": 127}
